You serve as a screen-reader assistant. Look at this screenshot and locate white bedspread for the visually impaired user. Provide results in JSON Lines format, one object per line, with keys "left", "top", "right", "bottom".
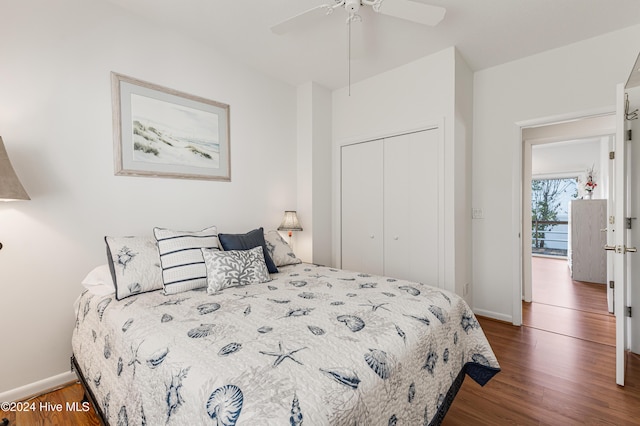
{"left": 72, "top": 263, "right": 499, "bottom": 425}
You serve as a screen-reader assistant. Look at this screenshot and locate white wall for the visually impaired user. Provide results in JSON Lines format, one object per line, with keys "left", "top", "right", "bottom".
{"left": 0, "top": 0, "right": 297, "bottom": 396}
{"left": 531, "top": 138, "right": 609, "bottom": 199}
{"left": 454, "top": 48, "right": 475, "bottom": 302}
{"left": 296, "top": 82, "right": 332, "bottom": 266}
{"left": 525, "top": 114, "right": 616, "bottom": 201}
{"left": 472, "top": 24, "right": 640, "bottom": 322}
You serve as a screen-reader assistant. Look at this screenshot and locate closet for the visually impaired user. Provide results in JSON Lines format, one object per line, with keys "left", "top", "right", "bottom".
{"left": 341, "top": 129, "right": 440, "bottom": 285}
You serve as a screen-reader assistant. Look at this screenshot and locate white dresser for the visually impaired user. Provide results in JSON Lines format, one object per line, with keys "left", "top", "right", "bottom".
{"left": 569, "top": 199, "right": 607, "bottom": 284}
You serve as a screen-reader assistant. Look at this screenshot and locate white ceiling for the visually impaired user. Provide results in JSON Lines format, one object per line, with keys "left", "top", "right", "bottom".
{"left": 101, "top": 0, "right": 640, "bottom": 90}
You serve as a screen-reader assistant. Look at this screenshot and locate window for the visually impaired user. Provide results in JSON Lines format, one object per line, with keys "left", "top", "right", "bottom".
{"left": 531, "top": 178, "right": 578, "bottom": 256}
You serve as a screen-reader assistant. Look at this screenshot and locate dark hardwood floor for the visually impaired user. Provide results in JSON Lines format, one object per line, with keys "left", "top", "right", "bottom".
{"left": 524, "top": 256, "right": 615, "bottom": 347}
{"left": 0, "top": 382, "right": 100, "bottom": 426}
{"left": 444, "top": 318, "right": 640, "bottom": 425}
{"left": 445, "top": 256, "right": 640, "bottom": 425}
{"left": 528, "top": 256, "right": 609, "bottom": 314}
{"left": 3, "top": 256, "right": 638, "bottom": 425}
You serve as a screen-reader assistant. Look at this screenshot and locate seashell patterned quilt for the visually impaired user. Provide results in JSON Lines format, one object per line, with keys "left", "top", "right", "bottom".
{"left": 72, "top": 263, "right": 500, "bottom": 425}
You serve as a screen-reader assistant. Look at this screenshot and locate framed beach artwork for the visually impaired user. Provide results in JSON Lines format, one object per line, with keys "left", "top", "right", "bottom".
{"left": 111, "top": 72, "right": 230, "bottom": 181}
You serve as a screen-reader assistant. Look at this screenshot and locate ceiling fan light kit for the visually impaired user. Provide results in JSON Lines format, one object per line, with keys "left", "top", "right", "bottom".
{"left": 345, "top": 0, "right": 361, "bottom": 15}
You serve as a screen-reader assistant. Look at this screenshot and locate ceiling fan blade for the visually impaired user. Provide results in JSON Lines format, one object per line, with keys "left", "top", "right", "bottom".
{"left": 270, "top": 4, "right": 332, "bottom": 35}
{"left": 376, "top": 0, "right": 446, "bottom": 26}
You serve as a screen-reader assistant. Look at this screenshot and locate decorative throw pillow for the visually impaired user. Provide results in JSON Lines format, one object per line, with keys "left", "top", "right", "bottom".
{"left": 154, "top": 226, "right": 219, "bottom": 295}
{"left": 81, "top": 264, "right": 116, "bottom": 296}
{"left": 202, "top": 246, "right": 270, "bottom": 294}
{"left": 264, "top": 230, "right": 302, "bottom": 267}
{"left": 218, "top": 227, "right": 278, "bottom": 273}
{"left": 105, "top": 236, "right": 163, "bottom": 300}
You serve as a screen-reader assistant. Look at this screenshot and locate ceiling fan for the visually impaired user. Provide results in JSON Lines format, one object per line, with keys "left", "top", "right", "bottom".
{"left": 270, "top": 0, "right": 446, "bottom": 35}
{"left": 271, "top": 0, "right": 446, "bottom": 94}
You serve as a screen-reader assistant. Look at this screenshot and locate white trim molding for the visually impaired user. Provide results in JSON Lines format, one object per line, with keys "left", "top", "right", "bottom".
{"left": 473, "top": 308, "right": 513, "bottom": 324}
{"left": 0, "top": 371, "right": 77, "bottom": 402}
{"left": 513, "top": 106, "right": 615, "bottom": 326}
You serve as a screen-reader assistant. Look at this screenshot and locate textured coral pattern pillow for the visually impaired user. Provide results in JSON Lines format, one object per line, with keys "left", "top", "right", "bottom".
{"left": 264, "top": 230, "right": 302, "bottom": 267}
{"left": 218, "top": 227, "right": 278, "bottom": 273}
{"left": 202, "top": 246, "right": 270, "bottom": 294}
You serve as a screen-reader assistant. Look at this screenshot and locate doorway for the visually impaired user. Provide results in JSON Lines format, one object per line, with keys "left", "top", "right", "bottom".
{"left": 521, "top": 114, "right": 616, "bottom": 343}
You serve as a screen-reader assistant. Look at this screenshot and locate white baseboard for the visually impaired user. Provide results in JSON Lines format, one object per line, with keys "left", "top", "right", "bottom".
{"left": 473, "top": 308, "right": 513, "bottom": 324}
{"left": 0, "top": 371, "right": 77, "bottom": 402}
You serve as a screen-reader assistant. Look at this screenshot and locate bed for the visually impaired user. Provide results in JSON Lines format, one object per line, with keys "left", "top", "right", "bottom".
{"left": 71, "top": 228, "right": 499, "bottom": 425}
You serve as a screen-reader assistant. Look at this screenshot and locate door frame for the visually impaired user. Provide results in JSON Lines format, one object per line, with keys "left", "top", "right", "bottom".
{"left": 513, "top": 107, "right": 616, "bottom": 326}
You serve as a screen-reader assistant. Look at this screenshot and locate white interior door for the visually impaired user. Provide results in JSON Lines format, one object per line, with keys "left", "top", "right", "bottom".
{"left": 341, "top": 140, "right": 384, "bottom": 275}
{"left": 628, "top": 86, "right": 640, "bottom": 356}
{"left": 383, "top": 130, "right": 440, "bottom": 284}
{"left": 611, "top": 83, "right": 636, "bottom": 386}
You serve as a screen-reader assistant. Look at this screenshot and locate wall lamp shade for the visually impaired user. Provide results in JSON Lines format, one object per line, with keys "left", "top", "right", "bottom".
{"left": 0, "top": 136, "right": 30, "bottom": 201}
{"left": 278, "top": 210, "right": 303, "bottom": 237}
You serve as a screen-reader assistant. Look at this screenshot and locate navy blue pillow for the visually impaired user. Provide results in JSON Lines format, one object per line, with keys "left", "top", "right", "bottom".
{"left": 218, "top": 227, "right": 278, "bottom": 274}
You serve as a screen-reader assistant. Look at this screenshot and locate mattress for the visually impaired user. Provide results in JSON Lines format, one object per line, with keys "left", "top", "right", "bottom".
{"left": 72, "top": 263, "right": 500, "bottom": 425}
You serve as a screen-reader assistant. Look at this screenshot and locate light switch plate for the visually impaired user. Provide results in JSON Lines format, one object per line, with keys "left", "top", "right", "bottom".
{"left": 472, "top": 208, "right": 484, "bottom": 219}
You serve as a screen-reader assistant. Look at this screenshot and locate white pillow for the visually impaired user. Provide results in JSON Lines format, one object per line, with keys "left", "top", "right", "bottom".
{"left": 264, "top": 230, "right": 302, "bottom": 267}
{"left": 202, "top": 246, "right": 270, "bottom": 294}
{"left": 81, "top": 264, "right": 115, "bottom": 296}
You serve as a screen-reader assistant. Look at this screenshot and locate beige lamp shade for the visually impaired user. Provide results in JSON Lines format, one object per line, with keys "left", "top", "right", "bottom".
{"left": 0, "top": 136, "right": 30, "bottom": 201}
{"left": 277, "top": 211, "right": 303, "bottom": 232}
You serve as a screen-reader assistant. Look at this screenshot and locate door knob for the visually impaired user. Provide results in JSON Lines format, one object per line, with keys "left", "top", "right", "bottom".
{"left": 604, "top": 245, "right": 637, "bottom": 253}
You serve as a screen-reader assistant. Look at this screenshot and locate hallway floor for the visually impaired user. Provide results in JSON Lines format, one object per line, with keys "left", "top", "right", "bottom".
{"left": 523, "top": 256, "right": 614, "bottom": 346}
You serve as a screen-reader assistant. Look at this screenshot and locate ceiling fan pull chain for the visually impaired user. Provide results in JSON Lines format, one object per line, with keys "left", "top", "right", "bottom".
{"left": 348, "top": 16, "right": 351, "bottom": 96}
{"left": 345, "top": 12, "right": 361, "bottom": 96}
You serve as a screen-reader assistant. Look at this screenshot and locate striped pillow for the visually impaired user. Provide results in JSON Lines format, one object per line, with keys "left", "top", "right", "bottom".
{"left": 153, "top": 226, "right": 219, "bottom": 295}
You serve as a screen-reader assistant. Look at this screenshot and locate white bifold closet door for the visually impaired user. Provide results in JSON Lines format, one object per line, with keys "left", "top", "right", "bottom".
{"left": 383, "top": 130, "right": 439, "bottom": 284}
{"left": 341, "top": 139, "right": 384, "bottom": 275}
{"left": 341, "top": 129, "right": 439, "bottom": 284}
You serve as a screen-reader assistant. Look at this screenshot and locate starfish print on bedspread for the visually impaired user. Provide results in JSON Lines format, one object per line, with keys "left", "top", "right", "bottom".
{"left": 259, "top": 341, "right": 307, "bottom": 367}
{"left": 156, "top": 297, "right": 189, "bottom": 307}
{"left": 359, "top": 300, "right": 390, "bottom": 312}
{"left": 233, "top": 291, "right": 259, "bottom": 299}
{"left": 128, "top": 340, "right": 144, "bottom": 378}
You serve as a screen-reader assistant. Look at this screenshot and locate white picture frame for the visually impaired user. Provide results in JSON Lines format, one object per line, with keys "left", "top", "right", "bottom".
{"left": 111, "top": 72, "right": 230, "bottom": 181}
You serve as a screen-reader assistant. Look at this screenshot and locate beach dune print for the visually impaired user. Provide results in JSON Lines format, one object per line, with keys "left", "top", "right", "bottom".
{"left": 130, "top": 93, "right": 220, "bottom": 169}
